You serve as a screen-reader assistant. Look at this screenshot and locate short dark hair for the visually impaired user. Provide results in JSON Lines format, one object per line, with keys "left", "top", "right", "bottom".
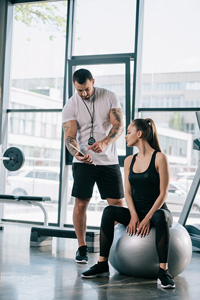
{"left": 72, "top": 69, "right": 93, "bottom": 84}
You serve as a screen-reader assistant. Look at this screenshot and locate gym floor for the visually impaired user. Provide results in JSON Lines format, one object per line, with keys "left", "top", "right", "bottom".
{"left": 0, "top": 224, "right": 199, "bottom": 300}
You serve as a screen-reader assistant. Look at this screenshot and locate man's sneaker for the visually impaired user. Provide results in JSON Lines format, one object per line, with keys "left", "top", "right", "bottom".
{"left": 157, "top": 268, "right": 175, "bottom": 289}
{"left": 75, "top": 245, "right": 88, "bottom": 264}
{"left": 81, "top": 261, "right": 110, "bottom": 278}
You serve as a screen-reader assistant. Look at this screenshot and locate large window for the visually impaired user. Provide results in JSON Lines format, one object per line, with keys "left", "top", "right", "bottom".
{"left": 141, "top": 0, "right": 200, "bottom": 109}
{"left": 3, "top": 1, "right": 68, "bottom": 224}
{"left": 10, "top": 1, "right": 67, "bottom": 107}
{"left": 73, "top": 0, "right": 136, "bottom": 55}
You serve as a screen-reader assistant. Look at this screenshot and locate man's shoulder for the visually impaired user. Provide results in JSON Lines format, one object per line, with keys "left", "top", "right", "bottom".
{"left": 95, "top": 87, "right": 117, "bottom": 102}
{"left": 68, "top": 93, "right": 77, "bottom": 103}
{"left": 96, "top": 87, "right": 115, "bottom": 95}
{"left": 63, "top": 94, "right": 77, "bottom": 109}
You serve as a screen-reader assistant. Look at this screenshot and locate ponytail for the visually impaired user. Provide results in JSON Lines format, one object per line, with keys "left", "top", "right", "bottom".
{"left": 145, "top": 118, "right": 161, "bottom": 152}
{"left": 132, "top": 118, "right": 161, "bottom": 152}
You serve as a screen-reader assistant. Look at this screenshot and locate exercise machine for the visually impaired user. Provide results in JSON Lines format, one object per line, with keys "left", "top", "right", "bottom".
{"left": 0, "top": 147, "right": 50, "bottom": 226}
{"left": 179, "top": 112, "right": 200, "bottom": 249}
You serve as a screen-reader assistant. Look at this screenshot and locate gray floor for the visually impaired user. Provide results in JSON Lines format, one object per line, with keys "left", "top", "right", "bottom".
{"left": 0, "top": 224, "right": 200, "bottom": 300}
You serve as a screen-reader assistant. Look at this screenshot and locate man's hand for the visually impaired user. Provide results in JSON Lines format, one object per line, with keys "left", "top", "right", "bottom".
{"left": 88, "top": 141, "right": 107, "bottom": 154}
{"left": 75, "top": 152, "right": 94, "bottom": 164}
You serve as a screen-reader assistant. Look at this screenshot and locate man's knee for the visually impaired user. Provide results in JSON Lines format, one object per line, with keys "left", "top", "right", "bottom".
{"left": 74, "top": 198, "right": 90, "bottom": 211}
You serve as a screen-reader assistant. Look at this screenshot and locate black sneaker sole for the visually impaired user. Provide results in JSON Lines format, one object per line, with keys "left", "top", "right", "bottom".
{"left": 81, "top": 271, "right": 110, "bottom": 279}
{"left": 157, "top": 278, "right": 175, "bottom": 289}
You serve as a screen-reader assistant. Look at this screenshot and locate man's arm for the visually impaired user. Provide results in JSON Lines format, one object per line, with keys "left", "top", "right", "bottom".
{"left": 63, "top": 120, "right": 93, "bottom": 164}
{"left": 88, "top": 108, "right": 124, "bottom": 153}
{"left": 106, "top": 108, "right": 124, "bottom": 144}
{"left": 62, "top": 120, "right": 79, "bottom": 156}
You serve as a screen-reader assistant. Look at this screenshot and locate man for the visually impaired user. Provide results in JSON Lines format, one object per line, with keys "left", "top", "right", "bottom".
{"left": 62, "top": 68, "right": 124, "bottom": 264}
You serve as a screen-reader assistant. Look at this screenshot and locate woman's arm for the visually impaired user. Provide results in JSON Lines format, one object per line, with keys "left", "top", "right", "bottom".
{"left": 145, "top": 152, "right": 169, "bottom": 220}
{"left": 124, "top": 155, "right": 140, "bottom": 235}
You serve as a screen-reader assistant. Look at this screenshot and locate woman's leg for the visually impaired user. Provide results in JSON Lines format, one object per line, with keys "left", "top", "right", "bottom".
{"left": 81, "top": 205, "right": 131, "bottom": 278}
{"left": 151, "top": 209, "right": 173, "bottom": 268}
{"left": 99, "top": 205, "right": 131, "bottom": 260}
{"left": 151, "top": 209, "right": 176, "bottom": 288}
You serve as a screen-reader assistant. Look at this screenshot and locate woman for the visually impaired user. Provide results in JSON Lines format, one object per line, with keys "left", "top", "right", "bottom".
{"left": 81, "top": 118, "right": 175, "bottom": 289}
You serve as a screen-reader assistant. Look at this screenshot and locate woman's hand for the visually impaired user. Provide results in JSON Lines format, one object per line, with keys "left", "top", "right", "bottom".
{"left": 126, "top": 215, "right": 140, "bottom": 236}
{"left": 137, "top": 217, "right": 151, "bottom": 237}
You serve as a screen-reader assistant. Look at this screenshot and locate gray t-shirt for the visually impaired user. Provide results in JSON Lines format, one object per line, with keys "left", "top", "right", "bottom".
{"left": 62, "top": 87, "right": 122, "bottom": 165}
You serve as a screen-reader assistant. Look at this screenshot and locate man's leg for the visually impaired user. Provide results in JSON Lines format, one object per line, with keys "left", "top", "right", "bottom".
{"left": 73, "top": 197, "right": 90, "bottom": 264}
{"left": 73, "top": 197, "right": 90, "bottom": 247}
{"left": 97, "top": 165, "right": 124, "bottom": 208}
{"left": 71, "top": 163, "right": 96, "bottom": 263}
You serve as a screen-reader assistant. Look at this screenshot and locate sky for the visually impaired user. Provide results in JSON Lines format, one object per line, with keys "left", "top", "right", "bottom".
{"left": 11, "top": 0, "right": 200, "bottom": 79}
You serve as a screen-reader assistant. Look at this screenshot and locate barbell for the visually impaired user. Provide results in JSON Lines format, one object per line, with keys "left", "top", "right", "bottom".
{"left": 0, "top": 147, "right": 25, "bottom": 171}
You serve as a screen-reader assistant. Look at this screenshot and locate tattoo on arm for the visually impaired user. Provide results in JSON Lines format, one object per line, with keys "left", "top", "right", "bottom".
{"left": 107, "top": 123, "right": 123, "bottom": 141}
{"left": 65, "top": 136, "right": 79, "bottom": 157}
{"left": 106, "top": 108, "right": 123, "bottom": 143}
{"left": 63, "top": 123, "right": 79, "bottom": 156}
{"left": 62, "top": 124, "right": 69, "bottom": 134}
{"left": 111, "top": 108, "right": 122, "bottom": 123}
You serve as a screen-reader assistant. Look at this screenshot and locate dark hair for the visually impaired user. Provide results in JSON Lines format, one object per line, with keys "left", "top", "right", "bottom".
{"left": 131, "top": 118, "right": 161, "bottom": 152}
{"left": 72, "top": 69, "right": 93, "bottom": 84}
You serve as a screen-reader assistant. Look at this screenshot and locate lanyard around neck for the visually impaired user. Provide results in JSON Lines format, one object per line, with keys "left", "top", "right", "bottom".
{"left": 81, "top": 97, "right": 95, "bottom": 124}
{"left": 81, "top": 93, "right": 95, "bottom": 139}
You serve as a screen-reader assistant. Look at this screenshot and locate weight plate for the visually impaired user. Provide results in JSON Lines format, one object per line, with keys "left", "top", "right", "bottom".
{"left": 3, "top": 147, "right": 25, "bottom": 171}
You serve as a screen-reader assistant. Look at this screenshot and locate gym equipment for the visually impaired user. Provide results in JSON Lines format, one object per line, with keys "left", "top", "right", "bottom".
{"left": 28, "top": 160, "right": 100, "bottom": 251}
{"left": 0, "top": 147, "right": 25, "bottom": 171}
{"left": 184, "top": 224, "right": 200, "bottom": 249}
{"left": 30, "top": 226, "right": 99, "bottom": 252}
{"left": 109, "top": 223, "right": 192, "bottom": 279}
{"left": 0, "top": 195, "right": 51, "bottom": 226}
{"left": 179, "top": 112, "right": 200, "bottom": 249}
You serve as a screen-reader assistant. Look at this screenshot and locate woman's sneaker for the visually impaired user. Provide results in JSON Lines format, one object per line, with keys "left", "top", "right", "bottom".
{"left": 81, "top": 261, "right": 110, "bottom": 278}
{"left": 75, "top": 245, "right": 88, "bottom": 264}
{"left": 157, "top": 268, "right": 175, "bottom": 289}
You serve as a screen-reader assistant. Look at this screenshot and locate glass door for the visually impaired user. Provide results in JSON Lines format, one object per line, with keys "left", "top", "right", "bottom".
{"left": 63, "top": 56, "right": 133, "bottom": 227}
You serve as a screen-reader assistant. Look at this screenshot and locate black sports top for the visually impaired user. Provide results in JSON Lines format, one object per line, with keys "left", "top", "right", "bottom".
{"left": 128, "top": 150, "right": 168, "bottom": 219}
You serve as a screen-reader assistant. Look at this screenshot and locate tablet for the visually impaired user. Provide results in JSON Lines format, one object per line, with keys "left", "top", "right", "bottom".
{"left": 69, "top": 143, "right": 84, "bottom": 156}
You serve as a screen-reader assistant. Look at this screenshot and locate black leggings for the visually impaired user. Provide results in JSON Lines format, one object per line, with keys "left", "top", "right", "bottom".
{"left": 100, "top": 205, "right": 173, "bottom": 263}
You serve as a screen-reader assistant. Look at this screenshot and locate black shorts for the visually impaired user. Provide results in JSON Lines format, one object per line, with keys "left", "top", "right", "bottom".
{"left": 72, "top": 163, "right": 124, "bottom": 200}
